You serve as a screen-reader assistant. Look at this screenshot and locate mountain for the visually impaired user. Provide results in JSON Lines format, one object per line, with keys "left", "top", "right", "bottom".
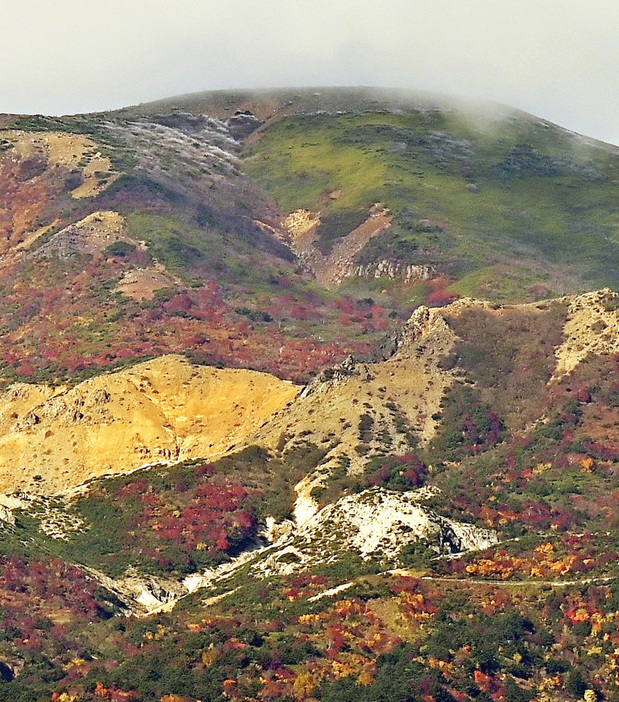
{"left": 1, "top": 87, "right": 619, "bottom": 390}
{"left": 0, "top": 88, "right": 618, "bottom": 701}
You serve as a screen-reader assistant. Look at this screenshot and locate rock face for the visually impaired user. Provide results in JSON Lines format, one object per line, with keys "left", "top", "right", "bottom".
{"left": 256, "top": 486, "right": 498, "bottom": 576}
{"left": 354, "top": 260, "right": 434, "bottom": 284}
{"left": 0, "top": 355, "right": 299, "bottom": 495}
{"left": 255, "top": 302, "right": 457, "bottom": 458}
{"left": 554, "top": 288, "right": 619, "bottom": 378}
{"left": 31, "top": 211, "right": 129, "bottom": 260}
{"left": 297, "top": 487, "right": 498, "bottom": 560}
{"left": 281, "top": 205, "right": 393, "bottom": 289}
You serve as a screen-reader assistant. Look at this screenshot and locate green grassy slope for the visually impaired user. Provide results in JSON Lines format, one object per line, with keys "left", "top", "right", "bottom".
{"left": 243, "top": 105, "right": 619, "bottom": 301}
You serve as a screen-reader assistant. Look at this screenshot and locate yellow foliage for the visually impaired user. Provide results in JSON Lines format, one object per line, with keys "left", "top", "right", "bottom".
{"left": 202, "top": 645, "right": 219, "bottom": 667}
{"left": 591, "top": 612, "right": 605, "bottom": 635}
{"left": 533, "top": 462, "right": 553, "bottom": 475}
{"left": 66, "top": 657, "right": 87, "bottom": 669}
{"left": 56, "top": 694, "right": 78, "bottom": 702}
{"left": 581, "top": 457, "right": 595, "bottom": 473}
{"left": 299, "top": 613, "right": 327, "bottom": 625}
{"left": 573, "top": 608, "right": 591, "bottom": 622}
{"left": 535, "top": 542, "right": 555, "bottom": 555}
{"left": 293, "top": 671, "right": 317, "bottom": 699}
{"left": 331, "top": 660, "right": 354, "bottom": 679}
{"left": 358, "top": 670, "right": 374, "bottom": 686}
{"left": 335, "top": 599, "right": 364, "bottom": 616}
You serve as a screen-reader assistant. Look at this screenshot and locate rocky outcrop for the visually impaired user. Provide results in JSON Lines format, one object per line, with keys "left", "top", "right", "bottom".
{"left": 297, "top": 487, "right": 497, "bottom": 559}
{"left": 281, "top": 205, "right": 393, "bottom": 289}
{"left": 354, "top": 260, "right": 434, "bottom": 284}
{"left": 553, "top": 288, "right": 619, "bottom": 378}
{"left": 251, "top": 300, "right": 458, "bottom": 526}
{"left": 83, "top": 486, "right": 496, "bottom": 613}
{"left": 31, "top": 211, "right": 129, "bottom": 260}
{"left": 256, "top": 487, "right": 498, "bottom": 576}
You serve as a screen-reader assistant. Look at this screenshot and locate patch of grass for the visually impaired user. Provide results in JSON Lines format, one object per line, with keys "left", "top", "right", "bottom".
{"left": 245, "top": 111, "right": 619, "bottom": 301}
{"left": 314, "top": 209, "right": 371, "bottom": 255}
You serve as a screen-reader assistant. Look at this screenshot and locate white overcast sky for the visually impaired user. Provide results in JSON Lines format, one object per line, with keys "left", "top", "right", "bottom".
{"left": 2, "top": 0, "right": 618, "bottom": 145}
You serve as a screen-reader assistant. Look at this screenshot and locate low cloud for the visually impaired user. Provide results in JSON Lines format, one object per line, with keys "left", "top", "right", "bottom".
{"left": 3, "top": 0, "right": 618, "bottom": 144}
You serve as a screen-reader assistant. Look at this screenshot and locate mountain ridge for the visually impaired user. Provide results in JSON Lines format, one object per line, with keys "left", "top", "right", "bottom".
{"left": 0, "top": 287, "right": 614, "bottom": 500}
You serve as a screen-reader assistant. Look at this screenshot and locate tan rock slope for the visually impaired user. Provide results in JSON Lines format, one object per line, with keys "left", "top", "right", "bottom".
{"left": 553, "top": 288, "right": 619, "bottom": 378}
{"left": 31, "top": 211, "right": 128, "bottom": 259}
{"left": 254, "top": 304, "right": 457, "bottom": 455}
{"left": 0, "top": 289, "right": 617, "bottom": 499}
{"left": 280, "top": 205, "right": 392, "bottom": 289}
{"left": 250, "top": 304, "right": 459, "bottom": 523}
{"left": 0, "top": 355, "right": 299, "bottom": 495}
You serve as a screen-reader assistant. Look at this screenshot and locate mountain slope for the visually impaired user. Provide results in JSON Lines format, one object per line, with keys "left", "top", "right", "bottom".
{"left": 2, "top": 88, "right": 619, "bottom": 702}
{"left": 1, "top": 289, "right": 618, "bottom": 700}
{"left": 0, "top": 354, "right": 298, "bottom": 494}
{"left": 240, "top": 91, "right": 619, "bottom": 301}
{"left": 0, "top": 87, "right": 617, "bottom": 392}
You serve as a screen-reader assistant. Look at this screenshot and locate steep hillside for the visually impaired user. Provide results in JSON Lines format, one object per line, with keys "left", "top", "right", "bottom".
{"left": 241, "top": 91, "right": 619, "bottom": 302}
{"left": 0, "top": 355, "right": 298, "bottom": 494}
{"left": 0, "top": 105, "right": 397, "bottom": 388}
{"left": 1, "top": 289, "right": 619, "bottom": 700}
{"left": 0, "top": 88, "right": 617, "bottom": 392}
{"left": 0, "top": 287, "right": 615, "bottom": 499}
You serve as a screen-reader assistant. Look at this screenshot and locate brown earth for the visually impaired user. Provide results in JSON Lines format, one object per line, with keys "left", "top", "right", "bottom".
{"left": 114, "top": 267, "right": 177, "bottom": 301}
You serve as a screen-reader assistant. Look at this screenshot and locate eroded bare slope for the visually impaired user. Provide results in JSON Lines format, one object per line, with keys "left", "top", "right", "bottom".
{"left": 1, "top": 289, "right": 617, "bottom": 499}
{"left": 0, "top": 355, "right": 299, "bottom": 494}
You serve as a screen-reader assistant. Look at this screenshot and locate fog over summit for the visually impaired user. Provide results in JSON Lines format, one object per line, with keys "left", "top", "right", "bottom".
{"left": 3, "top": 0, "right": 618, "bottom": 145}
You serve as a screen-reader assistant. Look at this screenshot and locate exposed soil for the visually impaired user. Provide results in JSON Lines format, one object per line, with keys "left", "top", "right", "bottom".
{"left": 282, "top": 205, "right": 392, "bottom": 289}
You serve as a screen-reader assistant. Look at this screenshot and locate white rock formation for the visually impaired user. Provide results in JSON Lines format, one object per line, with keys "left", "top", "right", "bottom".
{"left": 256, "top": 487, "right": 497, "bottom": 576}
{"left": 296, "top": 487, "right": 497, "bottom": 561}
